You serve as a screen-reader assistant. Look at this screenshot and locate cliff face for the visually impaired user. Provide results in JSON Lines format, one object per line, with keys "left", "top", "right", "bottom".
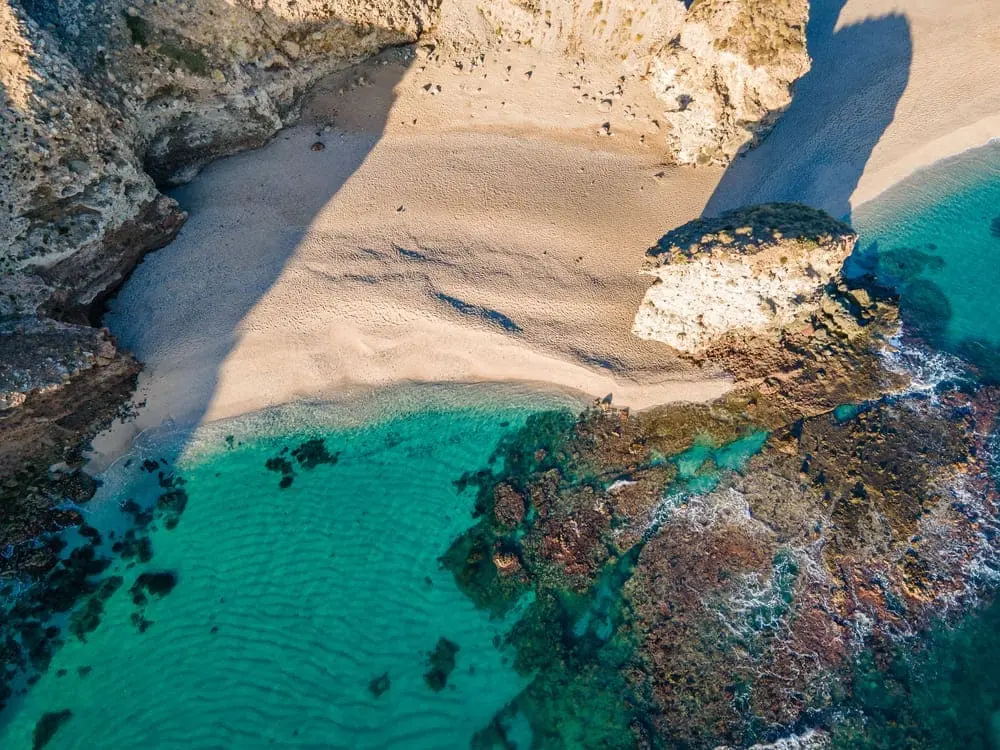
{"left": 461, "top": 0, "right": 809, "bottom": 165}
{"left": 1, "top": 0, "right": 433, "bottom": 320}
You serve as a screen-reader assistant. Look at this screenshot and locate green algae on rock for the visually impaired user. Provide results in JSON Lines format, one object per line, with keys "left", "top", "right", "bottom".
{"left": 445, "top": 382, "right": 1000, "bottom": 748}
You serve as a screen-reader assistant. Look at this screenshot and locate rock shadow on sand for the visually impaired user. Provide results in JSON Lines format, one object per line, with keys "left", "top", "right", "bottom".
{"left": 703, "top": 0, "right": 912, "bottom": 221}
{"left": 102, "top": 45, "right": 415, "bottom": 450}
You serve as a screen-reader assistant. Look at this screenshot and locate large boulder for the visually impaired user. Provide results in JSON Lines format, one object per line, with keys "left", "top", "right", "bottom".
{"left": 633, "top": 204, "right": 856, "bottom": 354}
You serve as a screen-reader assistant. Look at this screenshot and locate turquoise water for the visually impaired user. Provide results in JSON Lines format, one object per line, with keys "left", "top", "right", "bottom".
{"left": 0, "top": 393, "right": 583, "bottom": 749}
{"left": 848, "top": 142, "right": 1000, "bottom": 379}
{"left": 832, "top": 142, "right": 1000, "bottom": 746}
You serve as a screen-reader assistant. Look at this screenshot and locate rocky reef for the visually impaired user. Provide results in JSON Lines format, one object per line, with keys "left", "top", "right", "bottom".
{"left": 445, "top": 200, "right": 1000, "bottom": 746}
{"left": 446, "top": 383, "right": 1000, "bottom": 748}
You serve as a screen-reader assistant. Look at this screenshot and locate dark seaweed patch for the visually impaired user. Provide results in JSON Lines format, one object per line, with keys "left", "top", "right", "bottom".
{"left": 130, "top": 571, "right": 178, "bottom": 605}
{"left": 33, "top": 709, "right": 72, "bottom": 750}
{"left": 156, "top": 488, "right": 188, "bottom": 529}
{"left": 291, "top": 438, "right": 339, "bottom": 470}
{"left": 424, "top": 637, "right": 460, "bottom": 691}
{"left": 69, "top": 576, "right": 123, "bottom": 641}
{"left": 369, "top": 672, "right": 391, "bottom": 697}
{"left": 266, "top": 457, "right": 294, "bottom": 475}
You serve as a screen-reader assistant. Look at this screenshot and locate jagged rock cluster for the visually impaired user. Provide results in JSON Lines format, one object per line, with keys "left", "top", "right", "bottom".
{"left": 449, "top": 386, "right": 1000, "bottom": 748}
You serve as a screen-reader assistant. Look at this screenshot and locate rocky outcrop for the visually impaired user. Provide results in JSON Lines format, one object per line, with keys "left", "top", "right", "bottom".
{"left": 633, "top": 204, "right": 856, "bottom": 355}
{"left": 651, "top": 0, "right": 810, "bottom": 165}
{"left": 633, "top": 204, "right": 903, "bottom": 422}
{"left": 0, "top": 319, "right": 140, "bottom": 574}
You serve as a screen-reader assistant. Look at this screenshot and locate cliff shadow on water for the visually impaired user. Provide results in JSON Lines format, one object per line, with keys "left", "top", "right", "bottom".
{"left": 702, "top": 0, "right": 912, "bottom": 222}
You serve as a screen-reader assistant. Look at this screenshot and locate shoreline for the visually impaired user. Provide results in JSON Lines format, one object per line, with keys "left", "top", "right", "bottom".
{"left": 91, "top": 0, "right": 1000, "bottom": 470}
{"left": 852, "top": 118, "right": 1000, "bottom": 209}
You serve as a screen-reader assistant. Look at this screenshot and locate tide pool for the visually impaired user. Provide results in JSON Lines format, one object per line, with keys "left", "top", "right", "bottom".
{"left": 0, "top": 394, "right": 581, "bottom": 749}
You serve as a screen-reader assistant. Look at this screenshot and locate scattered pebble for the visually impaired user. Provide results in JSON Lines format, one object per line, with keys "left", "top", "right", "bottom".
{"left": 310, "top": 141, "right": 325, "bottom": 152}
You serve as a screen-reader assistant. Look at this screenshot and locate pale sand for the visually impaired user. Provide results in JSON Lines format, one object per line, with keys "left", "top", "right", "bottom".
{"left": 93, "top": 47, "right": 731, "bottom": 464}
{"left": 846, "top": 0, "right": 1000, "bottom": 206}
{"left": 91, "top": 0, "right": 1000, "bottom": 465}
{"left": 705, "top": 0, "right": 1000, "bottom": 218}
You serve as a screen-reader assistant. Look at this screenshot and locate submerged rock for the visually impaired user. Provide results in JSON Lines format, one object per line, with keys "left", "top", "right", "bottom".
{"left": 32, "top": 709, "right": 72, "bottom": 750}
{"left": 368, "top": 672, "right": 391, "bottom": 697}
{"left": 424, "top": 637, "right": 460, "bottom": 692}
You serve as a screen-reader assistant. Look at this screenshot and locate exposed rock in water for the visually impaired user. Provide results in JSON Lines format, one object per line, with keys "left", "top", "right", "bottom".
{"left": 447, "top": 386, "right": 1000, "bottom": 748}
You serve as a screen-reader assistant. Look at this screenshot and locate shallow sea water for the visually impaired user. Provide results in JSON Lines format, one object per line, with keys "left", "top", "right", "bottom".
{"left": 831, "top": 142, "right": 1000, "bottom": 748}
{"left": 0, "top": 389, "right": 584, "bottom": 749}
{"left": 848, "top": 142, "right": 1000, "bottom": 377}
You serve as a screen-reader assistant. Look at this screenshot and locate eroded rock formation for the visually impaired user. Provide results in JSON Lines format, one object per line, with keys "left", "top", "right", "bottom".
{"left": 449, "top": 386, "right": 1000, "bottom": 748}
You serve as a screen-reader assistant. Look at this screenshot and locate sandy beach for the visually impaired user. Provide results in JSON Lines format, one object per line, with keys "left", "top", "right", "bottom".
{"left": 91, "top": 0, "right": 1000, "bottom": 465}
{"left": 705, "top": 0, "right": 1000, "bottom": 218}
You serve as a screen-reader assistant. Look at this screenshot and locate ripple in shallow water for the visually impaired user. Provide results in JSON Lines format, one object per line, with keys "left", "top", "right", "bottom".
{"left": 0, "top": 397, "right": 576, "bottom": 749}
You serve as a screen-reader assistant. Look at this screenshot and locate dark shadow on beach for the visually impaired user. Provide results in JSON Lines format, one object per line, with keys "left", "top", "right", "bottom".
{"left": 703, "top": 0, "right": 912, "bottom": 222}
{"left": 101, "top": 45, "right": 411, "bottom": 445}
{"left": 0, "top": 7, "right": 413, "bottom": 731}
